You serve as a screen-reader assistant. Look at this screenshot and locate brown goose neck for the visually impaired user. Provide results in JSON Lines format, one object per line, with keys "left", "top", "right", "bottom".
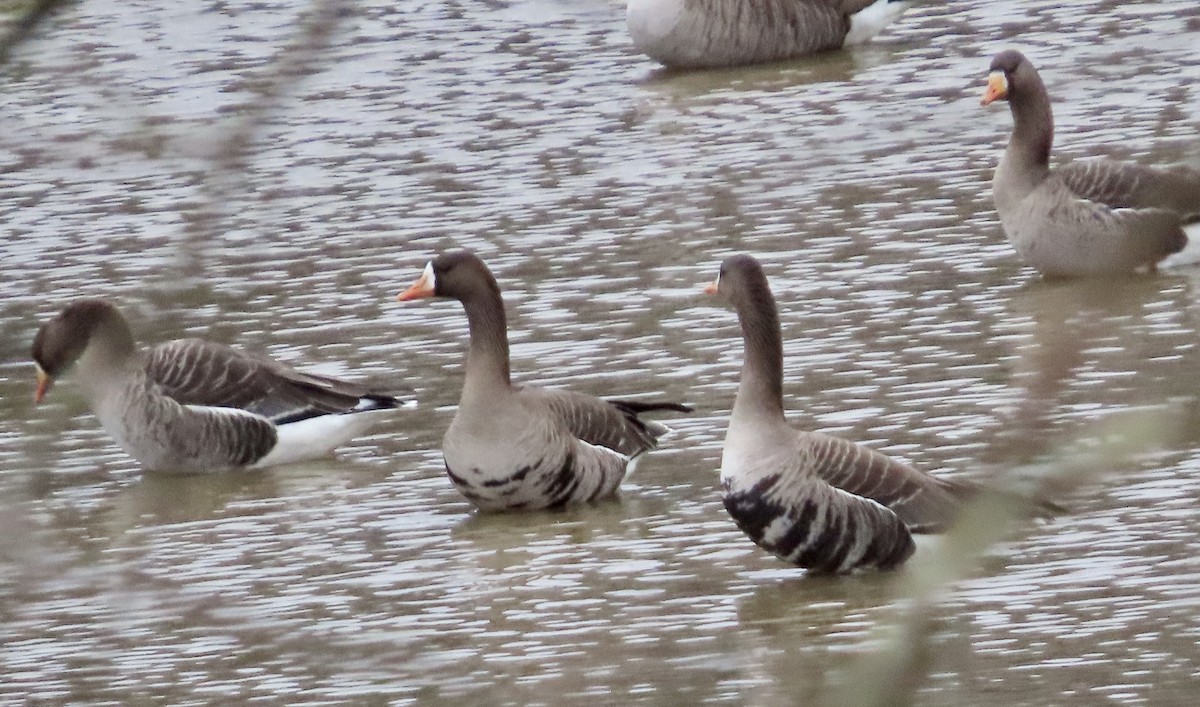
{"left": 1007, "top": 73, "right": 1054, "bottom": 171}
{"left": 460, "top": 287, "right": 512, "bottom": 393}
{"left": 732, "top": 283, "right": 785, "bottom": 419}
{"left": 83, "top": 310, "right": 138, "bottom": 371}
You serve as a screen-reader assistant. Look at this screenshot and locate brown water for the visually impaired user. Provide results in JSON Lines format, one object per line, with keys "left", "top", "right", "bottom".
{"left": 3, "top": 0, "right": 1200, "bottom": 703}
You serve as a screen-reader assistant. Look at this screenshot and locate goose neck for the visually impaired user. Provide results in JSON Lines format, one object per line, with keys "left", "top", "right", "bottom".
{"left": 1006, "top": 77, "right": 1055, "bottom": 174}
{"left": 460, "top": 291, "right": 512, "bottom": 400}
{"left": 732, "top": 290, "right": 786, "bottom": 421}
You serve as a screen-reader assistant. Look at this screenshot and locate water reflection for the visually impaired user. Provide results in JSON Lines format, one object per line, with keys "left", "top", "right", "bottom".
{"left": 986, "top": 275, "right": 1197, "bottom": 463}
{"left": 635, "top": 43, "right": 906, "bottom": 96}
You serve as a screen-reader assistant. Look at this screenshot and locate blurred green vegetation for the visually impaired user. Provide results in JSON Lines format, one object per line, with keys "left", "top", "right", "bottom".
{"left": 828, "top": 407, "right": 1176, "bottom": 706}
{"left": 0, "top": 0, "right": 71, "bottom": 65}
{"left": 0, "top": 1, "right": 38, "bottom": 14}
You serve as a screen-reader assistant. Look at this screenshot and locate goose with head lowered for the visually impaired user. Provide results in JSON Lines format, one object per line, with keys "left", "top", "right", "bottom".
{"left": 31, "top": 300, "right": 410, "bottom": 473}
{"left": 705, "top": 254, "right": 978, "bottom": 573}
{"left": 396, "top": 250, "right": 691, "bottom": 512}
{"left": 626, "top": 0, "right": 914, "bottom": 70}
{"left": 982, "top": 49, "right": 1200, "bottom": 277}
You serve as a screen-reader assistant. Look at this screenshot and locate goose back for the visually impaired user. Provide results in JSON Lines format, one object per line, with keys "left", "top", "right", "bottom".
{"left": 627, "top": 0, "right": 908, "bottom": 70}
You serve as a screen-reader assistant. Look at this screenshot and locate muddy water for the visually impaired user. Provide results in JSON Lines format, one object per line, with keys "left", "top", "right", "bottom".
{"left": 2, "top": 0, "right": 1200, "bottom": 703}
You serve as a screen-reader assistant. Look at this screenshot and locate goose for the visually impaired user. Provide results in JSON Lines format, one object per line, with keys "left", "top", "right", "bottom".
{"left": 626, "top": 0, "right": 914, "bottom": 70}
{"left": 31, "top": 299, "right": 409, "bottom": 473}
{"left": 982, "top": 49, "right": 1200, "bottom": 277}
{"left": 705, "top": 254, "right": 973, "bottom": 572}
{"left": 396, "top": 250, "right": 690, "bottom": 512}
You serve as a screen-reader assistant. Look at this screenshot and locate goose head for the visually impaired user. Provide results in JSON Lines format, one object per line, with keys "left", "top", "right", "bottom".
{"left": 704, "top": 254, "right": 773, "bottom": 309}
{"left": 396, "top": 250, "right": 501, "bottom": 305}
{"left": 981, "top": 48, "right": 1036, "bottom": 106}
{"left": 31, "top": 300, "right": 134, "bottom": 403}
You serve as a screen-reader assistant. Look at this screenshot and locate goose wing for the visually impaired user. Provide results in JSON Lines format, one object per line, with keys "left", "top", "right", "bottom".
{"left": 146, "top": 339, "right": 392, "bottom": 425}
{"left": 523, "top": 387, "right": 688, "bottom": 457}
{"left": 799, "top": 431, "right": 972, "bottom": 533}
{"left": 1059, "top": 159, "right": 1200, "bottom": 218}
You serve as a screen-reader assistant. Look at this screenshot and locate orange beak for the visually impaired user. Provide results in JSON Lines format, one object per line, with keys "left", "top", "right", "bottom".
{"left": 397, "top": 262, "right": 436, "bottom": 302}
{"left": 981, "top": 72, "right": 1008, "bottom": 106}
{"left": 34, "top": 367, "right": 53, "bottom": 404}
{"left": 703, "top": 276, "right": 719, "bottom": 296}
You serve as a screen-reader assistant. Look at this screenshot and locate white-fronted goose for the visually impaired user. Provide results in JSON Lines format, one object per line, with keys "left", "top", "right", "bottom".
{"left": 396, "top": 250, "right": 690, "bottom": 512}
{"left": 706, "top": 255, "right": 972, "bottom": 573}
{"left": 982, "top": 49, "right": 1200, "bottom": 277}
{"left": 626, "top": 0, "right": 914, "bottom": 70}
{"left": 31, "top": 300, "right": 408, "bottom": 473}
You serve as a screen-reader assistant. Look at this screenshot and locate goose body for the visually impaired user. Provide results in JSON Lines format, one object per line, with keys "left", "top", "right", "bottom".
{"left": 707, "top": 255, "right": 970, "bottom": 572}
{"left": 626, "top": 0, "right": 913, "bottom": 70}
{"left": 983, "top": 49, "right": 1199, "bottom": 277}
{"left": 31, "top": 300, "right": 407, "bottom": 473}
{"left": 397, "top": 251, "right": 689, "bottom": 512}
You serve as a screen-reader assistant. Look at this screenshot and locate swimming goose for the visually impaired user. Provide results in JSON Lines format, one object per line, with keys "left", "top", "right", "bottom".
{"left": 626, "top": 0, "right": 914, "bottom": 70}
{"left": 31, "top": 300, "right": 408, "bottom": 473}
{"left": 396, "top": 250, "right": 690, "bottom": 512}
{"left": 982, "top": 49, "right": 1200, "bottom": 277}
{"left": 706, "top": 255, "right": 972, "bottom": 573}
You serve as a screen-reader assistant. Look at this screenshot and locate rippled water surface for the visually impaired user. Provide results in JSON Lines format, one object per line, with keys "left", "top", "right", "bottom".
{"left": 3, "top": 0, "right": 1200, "bottom": 703}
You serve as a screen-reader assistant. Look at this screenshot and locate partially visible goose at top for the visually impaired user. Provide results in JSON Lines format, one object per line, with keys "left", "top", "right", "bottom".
{"left": 626, "top": 0, "right": 914, "bottom": 70}
{"left": 705, "top": 255, "right": 973, "bottom": 573}
{"left": 31, "top": 300, "right": 410, "bottom": 474}
{"left": 396, "top": 250, "right": 691, "bottom": 512}
{"left": 982, "top": 49, "right": 1200, "bottom": 277}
